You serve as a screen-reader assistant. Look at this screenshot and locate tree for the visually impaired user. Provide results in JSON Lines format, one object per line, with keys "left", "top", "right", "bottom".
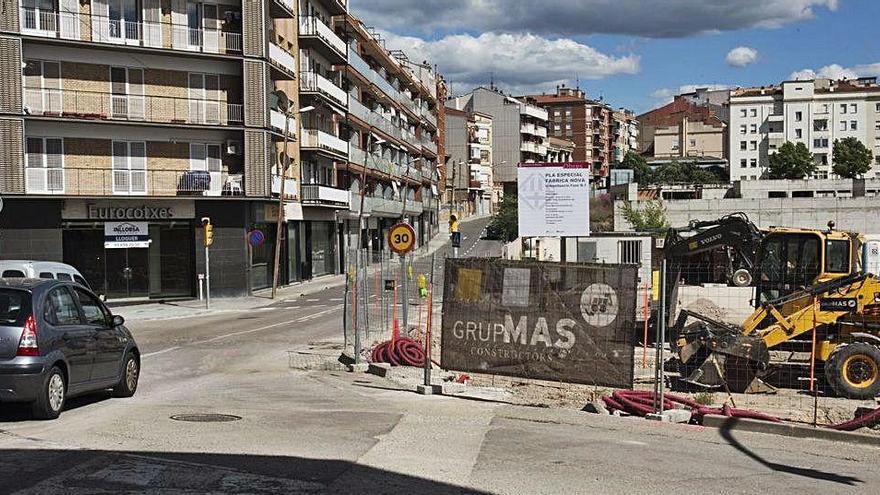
{"left": 618, "top": 151, "right": 652, "bottom": 184}
{"left": 832, "top": 137, "right": 873, "bottom": 178}
{"left": 618, "top": 200, "right": 669, "bottom": 232}
{"left": 486, "top": 193, "right": 519, "bottom": 242}
{"left": 590, "top": 194, "right": 613, "bottom": 232}
{"left": 767, "top": 142, "right": 816, "bottom": 179}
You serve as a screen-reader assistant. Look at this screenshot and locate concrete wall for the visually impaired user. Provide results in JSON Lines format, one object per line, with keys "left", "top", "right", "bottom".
{"left": 614, "top": 196, "right": 880, "bottom": 233}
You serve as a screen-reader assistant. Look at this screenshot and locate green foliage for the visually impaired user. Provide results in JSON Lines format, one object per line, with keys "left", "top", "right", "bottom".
{"left": 693, "top": 391, "right": 715, "bottom": 406}
{"left": 590, "top": 194, "right": 614, "bottom": 233}
{"left": 767, "top": 141, "right": 816, "bottom": 179}
{"left": 619, "top": 200, "right": 669, "bottom": 232}
{"left": 486, "top": 193, "right": 519, "bottom": 243}
{"left": 832, "top": 137, "right": 873, "bottom": 178}
{"left": 618, "top": 151, "right": 652, "bottom": 184}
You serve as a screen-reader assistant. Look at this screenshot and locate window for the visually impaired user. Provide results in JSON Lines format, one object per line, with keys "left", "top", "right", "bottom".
{"left": 188, "top": 73, "right": 220, "bottom": 124}
{"left": 39, "top": 272, "right": 54, "bottom": 279}
{"left": 56, "top": 273, "right": 72, "bottom": 281}
{"left": 795, "top": 129, "right": 802, "bottom": 139}
{"left": 74, "top": 287, "right": 109, "bottom": 327}
{"left": 750, "top": 175, "right": 757, "bottom": 180}
{"left": 795, "top": 111, "right": 802, "bottom": 122}
{"left": 750, "top": 108, "right": 757, "bottom": 117}
{"left": 740, "top": 159, "right": 747, "bottom": 168}
{"left": 841, "top": 104, "right": 848, "bottom": 114}
{"left": 740, "top": 109, "right": 747, "bottom": 117}
{"left": 189, "top": 143, "right": 222, "bottom": 195}
{"left": 690, "top": 139, "right": 696, "bottom": 147}
{"left": 23, "top": 59, "right": 61, "bottom": 115}
{"left": 814, "top": 119, "right": 828, "bottom": 131}
{"left": 750, "top": 159, "right": 757, "bottom": 168}
{"left": 840, "top": 121, "right": 848, "bottom": 131}
{"left": 825, "top": 240, "right": 850, "bottom": 273}
{"left": 73, "top": 275, "right": 90, "bottom": 288}
{"left": 739, "top": 124, "right": 747, "bottom": 135}
{"left": 850, "top": 103, "right": 857, "bottom": 114}
{"left": 110, "top": 66, "right": 145, "bottom": 119}
{"left": 851, "top": 120, "right": 858, "bottom": 131}
{"left": 750, "top": 141, "right": 757, "bottom": 151}
{"left": 740, "top": 141, "right": 747, "bottom": 151}
{"left": 565, "top": 109, "right": 572, "bottom": 117}
{"left": 813, "top": 138, "right": 829, "bottom": 148}
{"left": 25, "top": 137, "right": 64, "bottom": 193}
{"left": 44, "top": 287, "right": 81, "bottom": 326}
{"left": 112, "top": 141, "right": 147, "bottom": 195}
{"left": 0, "top": 290, "right": 29, "bottom": 326}
{"left": 750, "top": 124, "right": 757, "bottom": 134}
{"left": 618, "top": 240, "right": 642, "bottom": 265}
{"left": 2, "top": 270, "right": 25, "bottom": 278}
{"left": 876, "top": 103, "right": 880, "bottom": 112}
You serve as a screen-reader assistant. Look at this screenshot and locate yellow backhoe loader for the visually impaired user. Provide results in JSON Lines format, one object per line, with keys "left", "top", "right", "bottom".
{"left": 673, "top": 223, "right": 880, "bottom": 399}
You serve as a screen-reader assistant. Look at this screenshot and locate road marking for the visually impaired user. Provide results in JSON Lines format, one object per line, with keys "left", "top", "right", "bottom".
{"left": 142, "top": 306, "right": 341, "bottom": 357}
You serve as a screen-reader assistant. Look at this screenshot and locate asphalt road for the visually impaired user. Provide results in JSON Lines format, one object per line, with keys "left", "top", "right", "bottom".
{"left": 2, "top": 217, "right": 879, "bottom": 494}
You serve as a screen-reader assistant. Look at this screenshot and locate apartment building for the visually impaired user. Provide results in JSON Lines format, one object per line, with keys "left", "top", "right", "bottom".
{"left": 444, "top": 108, "right": 493, "bottom": 215}
{"left": 335, "top": 14, "right": 441, "bottom": 253}
{"left": 447, "top": 87, "right": 548, "bottom": 194}
{"left": 523, "top": 85, "right": 614, "bottom": 180}
{"left": 612, "top": 109, "right": 638, "bottom": 164}
{"left": 546, "top": 136, "right": 575, "bottom": 163}
{"left": 729, "top": 77, "right": 880, "bottom": 181}
{"left": 638, "top": 96, "right": 727, "bottom": 169}
{"left": 0, "top": 0, "right": 441, "bottom": 300}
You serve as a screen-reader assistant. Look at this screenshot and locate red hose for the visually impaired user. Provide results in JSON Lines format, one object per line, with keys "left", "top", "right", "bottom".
{"left": 370, "top": 338, "right": 426, "bottom": 367}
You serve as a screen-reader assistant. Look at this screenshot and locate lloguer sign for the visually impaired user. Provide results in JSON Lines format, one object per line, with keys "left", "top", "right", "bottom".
{"left": 88, "top": 205, "right": 175, "bottom": 220}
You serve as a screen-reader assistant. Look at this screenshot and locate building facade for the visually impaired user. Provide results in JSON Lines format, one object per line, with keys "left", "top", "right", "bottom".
{"left": 0, "top": 0, "right": 441, "bottom": 300}
{"left": 638, "top": 96, "right": 728, "bottom": 170}
{"left": 729, "top": 78, "right": 880, "bottom": 181}
{"left": 447, "top": 87, "right": 548, "bottom": 194}
{"left": 611, "top": 109, "right": 638, "bottom": 164}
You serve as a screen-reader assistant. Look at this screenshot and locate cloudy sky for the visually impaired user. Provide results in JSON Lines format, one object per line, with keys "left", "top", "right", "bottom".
{"left": 349, "top": 0, "right": 880, "bottom": 113}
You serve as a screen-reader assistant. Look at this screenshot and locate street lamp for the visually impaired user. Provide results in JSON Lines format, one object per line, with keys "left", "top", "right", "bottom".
{"left": 270, "top": 91, "right": 314, "bottom": 299}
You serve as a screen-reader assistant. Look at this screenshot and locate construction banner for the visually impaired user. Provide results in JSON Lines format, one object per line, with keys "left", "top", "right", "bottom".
{"left": 441, "top": 258, "right": 638, "bottom": 388}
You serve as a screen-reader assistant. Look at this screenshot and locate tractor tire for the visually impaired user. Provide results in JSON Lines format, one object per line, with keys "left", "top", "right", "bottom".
{"left": 732, "top": 269, "right": 753, "bottom": 287}
{"left": 826, "top": 343, "right": 880, "bottom": 400}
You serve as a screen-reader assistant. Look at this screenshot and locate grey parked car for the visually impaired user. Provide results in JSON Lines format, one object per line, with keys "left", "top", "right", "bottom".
{"left": 0, "top": 279, "right": 140, "bottom": 419}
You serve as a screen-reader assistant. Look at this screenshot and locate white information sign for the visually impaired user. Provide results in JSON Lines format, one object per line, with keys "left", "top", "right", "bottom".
{"left": 104, "top": 221, "right": 151, "bottom": 249}
{"left": 517, "top": 163, "right": 591, "bottom": 237}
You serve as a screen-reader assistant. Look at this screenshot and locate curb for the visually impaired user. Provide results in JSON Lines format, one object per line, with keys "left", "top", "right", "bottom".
{"left": 702, "top": 415, "right": 880, "bottom": 447}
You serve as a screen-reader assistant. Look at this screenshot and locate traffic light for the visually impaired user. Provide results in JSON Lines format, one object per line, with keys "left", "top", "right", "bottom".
{"left": 202, "top": 217, "right": 214, "bottom": 247}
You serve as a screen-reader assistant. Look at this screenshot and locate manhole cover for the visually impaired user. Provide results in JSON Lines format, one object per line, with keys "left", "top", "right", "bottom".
{"left": 170, "top": 414, "right": 242, "bottom": 423}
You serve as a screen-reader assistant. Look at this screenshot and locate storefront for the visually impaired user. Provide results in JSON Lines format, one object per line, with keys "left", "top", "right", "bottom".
{"left": 285, "top": 204, "right": 341, "bottom": 280}
{"left": 60, "top": 200, "right": 197, "bottom": 300}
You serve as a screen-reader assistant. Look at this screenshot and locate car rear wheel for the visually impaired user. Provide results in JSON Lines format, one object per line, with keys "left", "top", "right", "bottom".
{"left": 32, "top": 366, "right": 65, "bottom": 420}
{"left": 113, "top": 352, "right": 139, "bottom": 398}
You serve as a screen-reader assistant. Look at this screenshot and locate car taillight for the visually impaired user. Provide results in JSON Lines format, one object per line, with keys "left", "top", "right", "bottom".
{"left": 17, "top": 314, "right": 39, "bottom": 357}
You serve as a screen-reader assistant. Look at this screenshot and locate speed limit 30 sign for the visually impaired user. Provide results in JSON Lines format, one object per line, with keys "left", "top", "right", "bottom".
{"left": 388, "top": 222, "right": 416, "bottom": 255}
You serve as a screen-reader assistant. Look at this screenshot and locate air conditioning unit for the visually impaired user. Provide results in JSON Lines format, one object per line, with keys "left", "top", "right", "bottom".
{"left": 226, "top": 140, "right": 241, "bottom": 155}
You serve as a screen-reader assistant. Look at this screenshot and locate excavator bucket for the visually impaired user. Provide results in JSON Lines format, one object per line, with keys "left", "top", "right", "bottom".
{"left": 672, "top": 310, "right": 775, "bottom": 394}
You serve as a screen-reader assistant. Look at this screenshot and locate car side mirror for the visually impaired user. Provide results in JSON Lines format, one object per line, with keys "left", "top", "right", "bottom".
{"left": 111, "top": 315, "right": 125, "bottom": 327}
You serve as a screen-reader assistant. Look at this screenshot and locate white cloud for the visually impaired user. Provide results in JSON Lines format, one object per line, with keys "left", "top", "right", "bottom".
{"left": 726, "top": 46, "right": 758, "bottom": 67}
{"left": 789, "top": 63, "right": 880, "bottom": 81}
{"left": 381, "top": 31, "right": 639, "bottom": 94}
{"left": 352, "top": 0, "right": 838, "bottom": 38}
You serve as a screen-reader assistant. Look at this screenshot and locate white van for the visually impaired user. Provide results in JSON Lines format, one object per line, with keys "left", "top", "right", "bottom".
{"left": 0, "top": 260, "right": 91, "bottom": 289}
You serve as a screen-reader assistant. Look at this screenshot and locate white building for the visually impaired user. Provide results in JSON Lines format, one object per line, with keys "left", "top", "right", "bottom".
{"left": 729, "top": 78, "right": 880, "bottom": 181}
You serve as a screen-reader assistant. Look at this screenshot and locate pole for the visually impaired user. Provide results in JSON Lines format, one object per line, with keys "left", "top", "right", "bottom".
{"left": 271, "top": 104, "right": 292, "bottom": 299}
{"left": 423, "top": 253, "right": 435, "bottom": 387}
{"left": 642, "top": 282, "right": 650, "bottom": 369}
{"left": 204, "top": 244, "right": 211, "bottom": 309}
{"left": 656, "top": 259, "right": 667, "bottom": 413}
{"left": 811, "top": 295, "right": 819, "bottom": 426}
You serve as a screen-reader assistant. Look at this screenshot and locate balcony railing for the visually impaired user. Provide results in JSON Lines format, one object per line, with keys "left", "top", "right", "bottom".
{"left": 421, "top": 135, "right": 437, "bottom": 154}
{"left": 299, "top": 16, "right": 347, "bottom": 58}
{"left": 404, "top": 199, "right": 423, "bottom": 215}
{"left": 271, "top": 175, "right": 298, "bottom": 199}
{"left": 348, "top": 97, "right": 402, "bottom": 141}
{"left": 521, "top": 141, "right": 548, "bottom": 155}
{"left": 301, "top": 128, "right": 349, "bottom": 155}
{"left": 520, "top": 103, "right": 549, "bottom": 121}
{"left": 24, "top": 166, "right": 244, "bottom": 196}
{"left": 368, "top": 197, "right": 404, "bottom": 217}
{"left": 24, "top": 87, "right": 243, "bottom": 126}
{"left": 19, "top": 8, "right": 242, "bottom": 55}
{"left": 349, "top": 50, "right": 406, "bottom": 108}
{"left": 269, "top": 42, "right": 298, "bottom": 77}
{"left": 301, "top": 183, "right": 350, "bottom": 206}
{"left": 300, "top": 71, "right": 348, "bottom": 107}
{"left": 269, "top": 109, "right": 297, "bottom": 137}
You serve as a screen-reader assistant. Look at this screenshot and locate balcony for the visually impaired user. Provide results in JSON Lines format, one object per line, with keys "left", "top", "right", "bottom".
{"left": 301, "top": 183, "right": 350, "bottom": 207}
{"left": 23, "top": 87, "right": 243, "bottom": 126}
{"left": 349, "top": 50, "right": 408, "bottom": 108}
{"left": 421, "top": 136, "right": 437, "bottom": 155}
{"left": 768, "top": 113, "right": 784, "bottom": 122}
{"left": 521, "top": 141, "right": 547, "bottom": 155}
{"left": 520, "top": 103, "right": 548, "bottom": 121}
{"left": 369, "top": 197, "right": 404, "bottom": 217}
{"left": 348, "top": 97, "right": 403, "bottom": 141}
{"left": 300, "top": 71, "right": 348, "bottom": 108}
{"left": 270, "top": 0, "right": 296, "bottom": 17}
{"left": 271, "top": 175, "right": 298, "bottom": 199}
{"left": 301, "top": 128, "right": 349, "bottom": 156}
{"left": 298, "top": 16, "right": 347, "bottom": 61}
{"left": 269, "top": 42, "right": 298, "bottom": 78}
{"left": 270, "top": 109, "right": 297, "bottom": 138}
{"left": 19, "top": 8, "right": 242, "bottom": 55}
{"left": 521, "top": 122, "right": 547, "bottom": 137}
{"left": 404, "top": 199, "right": 423, "bottom": 215}
{"left": 24, "top": 166, "right": 245, "bottom": 197}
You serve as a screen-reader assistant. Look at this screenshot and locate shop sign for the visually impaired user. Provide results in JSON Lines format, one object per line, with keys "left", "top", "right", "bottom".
{"left": 89, "top": 204, "right": 174, "bottom": 220}
{"left": 104, "top": 222, "right": 150, "bottom": 249}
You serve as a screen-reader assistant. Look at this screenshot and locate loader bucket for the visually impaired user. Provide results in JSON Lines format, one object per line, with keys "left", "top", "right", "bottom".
{"left": 672, "top": 310, "right": 773, "bottom": 393}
